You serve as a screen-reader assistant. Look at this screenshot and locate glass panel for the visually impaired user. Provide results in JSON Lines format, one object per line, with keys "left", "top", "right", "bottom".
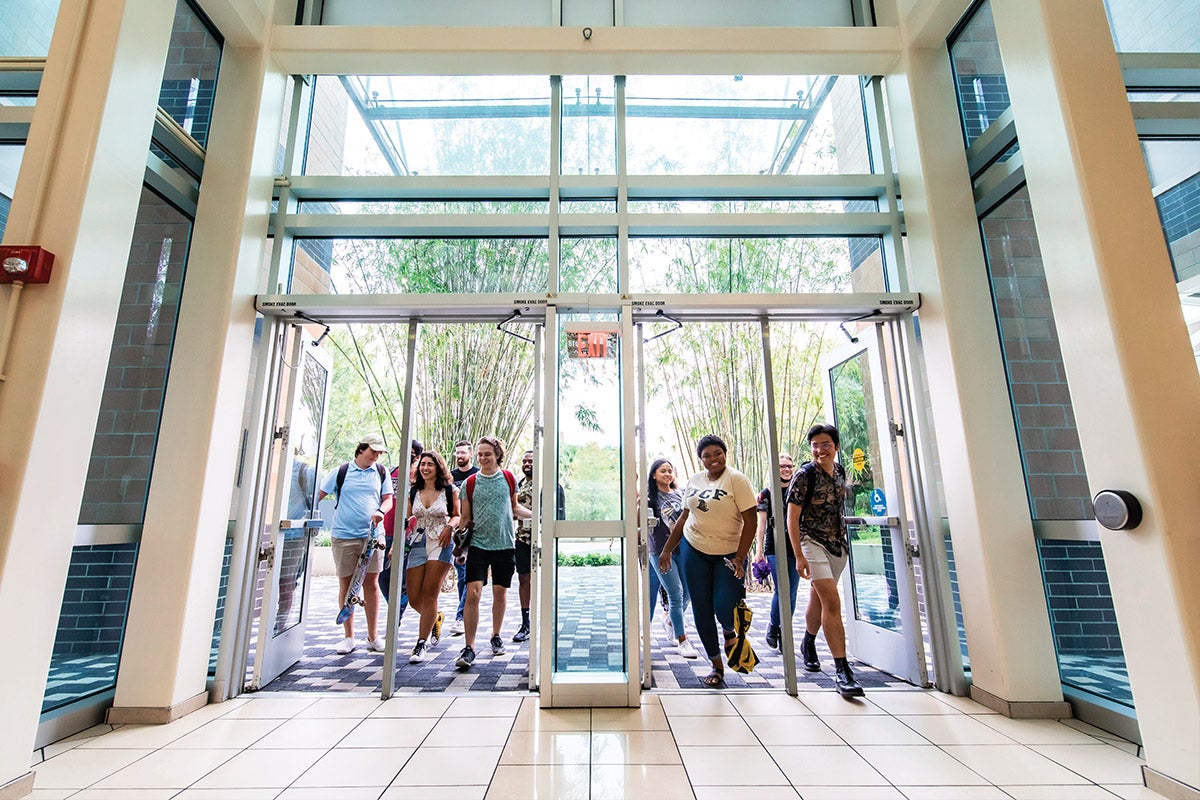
{"left": 43, "top": 544, "right": 138, "bottom": 713}
{"left": 0, "top": 143, "right": 23, "bottom": 241}
{"left": 628, "top": 199, "right": 879, "bottom": 214}
{"left": 296, "top": 200, "right": 548, "bottom": 214}
{"left": 979, "top": 186, "right": 1093, "bottom": 520}
{"left": 558, "top": 314, "right": 622, "bottom": 522}
{"left": 555, "top": 538, "right": 624, "bottom": 672}
{"left": 1142, "top": 139, "right": 1200, "bottom": 284}
{"left": 944, "top": 524, "right": 971, "bottom": 669}
{"left": 828, "top": 351, "right": 899, "bottom": 631}
{"left": 0, "top": 0, "right": 60, "bottom": 57}
{"left": 1038, "top": 539, "right": 1133, "bottom": 706}
{"left": 561, "top": 75, "right": 616, "bottom": 176}
{"left": 628, "top": 236, "right": 885, "bottom": 293}
{"left": 1104, "top": 0, "right": 1200, "bottom": 53}
{"left": 273, "top": 347, "right": 329, "bottom": 636}
{"left": 209, "top": 532, "right": 233, "bottom": 676}
{"left": 158, "top": 0, "right": 222, "bottom": 148}
{"left": 948, "top": 1, "right": 1012, "bottom": 149}
{"left": 559, "top": 237, "right": 617, "bottom": 293}
{"left": 624, "top": 75, "right": 870, "bottom": 175}
{"left": 1140, "top": 139, "right": 1200, "bottom": 374}
{"left": 79, "top": 187, "right": 194, "bottom": 525}
{"left": 289, "top": 238, "right": 550, "bottom": 294}
{"left": 305, "top": 76, "right": 551, "bottom": 177}
{"left": 561, "top": 199, "right": 615, "bottom": 213}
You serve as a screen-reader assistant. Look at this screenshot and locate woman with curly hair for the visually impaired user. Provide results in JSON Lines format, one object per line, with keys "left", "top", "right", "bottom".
{"left": 404, "top": 450, "right": 460, "bottom": 663}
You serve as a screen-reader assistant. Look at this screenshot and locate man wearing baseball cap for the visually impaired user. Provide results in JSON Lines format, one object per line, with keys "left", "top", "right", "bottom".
{"left": 318, "top": 434, "right": 394, "bottom": 655}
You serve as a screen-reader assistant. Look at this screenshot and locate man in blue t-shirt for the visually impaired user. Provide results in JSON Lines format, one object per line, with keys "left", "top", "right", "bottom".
{"left": 318, "top": 434, "right": 394, "bottom": 656}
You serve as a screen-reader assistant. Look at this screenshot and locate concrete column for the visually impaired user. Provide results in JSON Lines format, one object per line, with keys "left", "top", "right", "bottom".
{"left": 884, "top": 43, "right": 1067, "bottom": 710}
{"left": 992, "top": 1, "right": 1200, "bottom": 793}
{"left": 110, "top": 46, "right": 284, "bottom": 717}
{"left": 0, "top": 0, "right": 177, "bottom": 793}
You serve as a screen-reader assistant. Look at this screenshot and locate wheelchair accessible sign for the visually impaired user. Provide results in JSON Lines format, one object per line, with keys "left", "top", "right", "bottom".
{"left": 870, "top": 488, "right": 887, "bottom": 516}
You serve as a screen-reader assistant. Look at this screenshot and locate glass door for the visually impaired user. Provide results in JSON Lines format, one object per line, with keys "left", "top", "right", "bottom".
{"left": 822, "top": 322, "right": 926, "bottom": 685}
{"left": 249, "top": 324, "right": 333, "bottom": 690}
{"left": 537, "top": 306, "right": 641, "bottom": 707}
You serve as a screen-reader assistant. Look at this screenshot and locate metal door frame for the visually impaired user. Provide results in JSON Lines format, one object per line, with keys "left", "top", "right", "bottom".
{"left": 822, "top": 320, "right": 926, "bottom": 686}
{"left": 248, "top": 323, "right": 333, "bottom": 691}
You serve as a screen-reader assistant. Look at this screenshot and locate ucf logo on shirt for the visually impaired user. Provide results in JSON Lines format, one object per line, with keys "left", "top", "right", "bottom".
{"left": 687, "top": 487, "right": 729, "bottom": 512}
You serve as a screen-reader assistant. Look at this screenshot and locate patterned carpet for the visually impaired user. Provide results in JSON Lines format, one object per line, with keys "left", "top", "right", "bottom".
{"left": 258, "top": 568, "right": 912, "bottom": 694}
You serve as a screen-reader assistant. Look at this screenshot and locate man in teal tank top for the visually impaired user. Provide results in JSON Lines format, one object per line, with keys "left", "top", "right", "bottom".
{"left": 454, "top": 436, "right": 531, "bottom": 670}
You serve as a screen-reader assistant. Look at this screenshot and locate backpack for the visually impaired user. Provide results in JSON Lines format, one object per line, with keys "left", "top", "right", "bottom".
{"left": 793, "top": 460, "right": 847, "bottom": 511}
{"left": 464, "top": 469, "right": 517, "bottom": 505}
{"left": 333, "top": 461, "right": 388, "bottom": 508}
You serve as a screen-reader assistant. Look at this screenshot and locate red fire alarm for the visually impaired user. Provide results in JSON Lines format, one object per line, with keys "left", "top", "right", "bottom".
{"left": 0, "top": 246, "right": 55, "bottom": 284}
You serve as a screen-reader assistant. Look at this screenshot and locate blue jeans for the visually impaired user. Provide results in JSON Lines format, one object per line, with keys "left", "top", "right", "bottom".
{"left": 767, "top": 552, "right": 799, "bottom": 630}
{"left": 680, "top": 538, "right": 743, "bottom": 660}
{"left": 649, "top": 550, "right": 690, "bottom": 635}
{"left": 455, "top": 562, "right": 467, "bottom": 620}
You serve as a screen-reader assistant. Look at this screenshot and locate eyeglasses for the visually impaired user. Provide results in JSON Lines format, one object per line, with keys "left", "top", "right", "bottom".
{"left": 779, "top": 463, "right": 795, "bottom": 469}
{"left": 810, "top": 441, "right": 835, "bottom": 450}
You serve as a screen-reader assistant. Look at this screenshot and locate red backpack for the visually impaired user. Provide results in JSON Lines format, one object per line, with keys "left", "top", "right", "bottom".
{"left": 464, "top": 469, "right": 517, "bottom": 504}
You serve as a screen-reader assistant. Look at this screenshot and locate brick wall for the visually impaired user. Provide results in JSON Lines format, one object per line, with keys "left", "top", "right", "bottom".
{"left": 0, "top": 0, "right": 59, "bottom": 56}
{"left": 79, "top": 187, "right": 192, "bottom": 525}
{"left": 1038, "top": 539, "right": 1124, "bottom": 656}
{"left": 980, "top": 187, "right": 1093, "bottom": 520}
{"left": 51, "top": 544, "right": 138, "bottom": 657}
{"left": 157, "top": 1, "right": 221, "bottom": 147}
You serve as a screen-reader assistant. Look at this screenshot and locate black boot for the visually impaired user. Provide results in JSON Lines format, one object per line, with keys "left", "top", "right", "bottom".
{"left": 800, "top": 632, "right": 821, "bottom": 672}
{"left": 834, "top": 657, "right": 864, "bottom": 698}
{"left": 764, "top": 624, "right": 781, "bottom": 653}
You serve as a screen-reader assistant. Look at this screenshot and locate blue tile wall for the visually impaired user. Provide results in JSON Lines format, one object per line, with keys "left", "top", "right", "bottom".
{"left": 209, "top": 534, "right": 234, "bottom": 675}
{"left": 944, "top": 528, "right": 970, "bottom": 668}
{"left": 1037, "top": 538, "right": 1132, "bottom": 705}
{"left": 1154, "top": 171, "right": 1200, "bottom": 281}
{"left": 51, "top": 544, "right": 138, "bottom": 658}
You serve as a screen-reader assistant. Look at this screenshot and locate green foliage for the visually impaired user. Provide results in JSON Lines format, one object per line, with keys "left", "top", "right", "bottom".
{"left": 557, "top": 552, "right": 620, "bottom": 567}
{"left": 559, "top": 442, "right": 621, "bottom": 521}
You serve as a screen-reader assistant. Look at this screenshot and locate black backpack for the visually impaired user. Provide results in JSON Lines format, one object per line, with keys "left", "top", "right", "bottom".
{"left": 333, "top": 461, "right": 388, "bottom": 508}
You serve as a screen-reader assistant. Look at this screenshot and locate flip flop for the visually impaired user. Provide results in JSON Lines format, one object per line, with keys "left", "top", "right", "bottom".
{"left": 703, "top": 669, "right": 725, "bottom": 688}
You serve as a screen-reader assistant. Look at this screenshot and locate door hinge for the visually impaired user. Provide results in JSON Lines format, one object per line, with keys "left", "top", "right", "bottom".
{"left": 274, "top": 423, "right": 289, "bottom": 443}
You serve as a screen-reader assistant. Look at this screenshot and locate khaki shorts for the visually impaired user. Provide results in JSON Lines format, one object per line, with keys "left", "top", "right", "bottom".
{"left": 800, "top": 540, "right": 848, "bottom": 582}
{"left": 332, "top": 536, "right": 385, "bottom": 578}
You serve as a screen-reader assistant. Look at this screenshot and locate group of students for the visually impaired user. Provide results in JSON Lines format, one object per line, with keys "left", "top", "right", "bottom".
{"left": 647, "top": 424, "right": 864, "bottom": 696}
{"left": 321, "top": 423, "right": 864, "bottom": 696}
{"left": 320, "top": 434, "right": 535, "bottom": 672}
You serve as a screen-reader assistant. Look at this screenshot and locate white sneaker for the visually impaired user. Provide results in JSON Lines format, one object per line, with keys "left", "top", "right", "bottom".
{"left": 409, "top": 640, "right": 428, "bottom": 663}
{"left": 335, "top": 637, "right": 355, "bottom": 655}
{"left": 450, "top": 618, "right": 465, "bottom": 636}
{"left": 660, "top": 613, "right": 675, "bottom": 640}
{"left": 677, "top": 638, "right": 699, "bottom": 659}
{"left": 366, "top": 637, "right": 386, "bottom": 653}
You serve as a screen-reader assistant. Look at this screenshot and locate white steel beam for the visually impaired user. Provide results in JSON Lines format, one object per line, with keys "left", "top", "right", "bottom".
{"left": 269, "top": 25, "right": 902, "bottom": 77}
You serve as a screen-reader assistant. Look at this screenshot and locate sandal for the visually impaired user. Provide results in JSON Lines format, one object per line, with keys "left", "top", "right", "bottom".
{"left": 702, "top": 669, "right": 725, "bottom": 688}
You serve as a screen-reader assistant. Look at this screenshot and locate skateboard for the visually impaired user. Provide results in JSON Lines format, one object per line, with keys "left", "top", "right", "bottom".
{"left": 336, "top": 530, "right": 385, "bottom": 624}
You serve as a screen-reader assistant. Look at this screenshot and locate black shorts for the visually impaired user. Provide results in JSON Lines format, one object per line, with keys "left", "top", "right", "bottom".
{"left": 515, "top": 539, "right": 532, "bottom": 575}
{"left": 465, "top": 547, "right": 516, "bottom": 588}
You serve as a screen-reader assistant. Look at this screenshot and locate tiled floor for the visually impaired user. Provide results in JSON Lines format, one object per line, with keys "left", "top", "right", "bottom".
{"left": 261, "top": 575, "right": 909, "bottom": 693}
{"left": 28, "top": 690, "right": 1163, "bottom": 799}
